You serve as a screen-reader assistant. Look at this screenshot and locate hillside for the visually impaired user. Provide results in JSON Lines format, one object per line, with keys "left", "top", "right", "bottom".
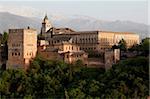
{"left": 0, "top": 12, "right": 41, "bottom": 33}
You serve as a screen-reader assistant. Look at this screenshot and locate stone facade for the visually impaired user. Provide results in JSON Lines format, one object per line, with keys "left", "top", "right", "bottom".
{"left": 61, "top": 51, "right": 88, "bottom": 64}
{"left": 37, "top": 40, "right": 88, "bottom": 64}
{"left": 41, "top": 16, "right": 140, "bottom": 54}
{"left": 55, "top": 42, "right": 88, "bottom": 64}
{"left": 7, "top": 28, "right": 37, "bottom": 70}
{"left": 104, "top": 49, "right": 120, "bottom": 70}
{"left": 98, "top": 31, "right": 139, "bottom": 50}
{"left": 46, "top": 31, "right": 139, "bottom": 53}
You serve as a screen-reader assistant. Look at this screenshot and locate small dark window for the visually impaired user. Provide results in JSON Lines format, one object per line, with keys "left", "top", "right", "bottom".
{"left": 12, "top": 53, "right": 14, "bottom": 56}
{"left": 15, "top": 53, "right": 17, "bottom": 55}
{"left": 18, "top": 52, "right": 20, "bottom": 56}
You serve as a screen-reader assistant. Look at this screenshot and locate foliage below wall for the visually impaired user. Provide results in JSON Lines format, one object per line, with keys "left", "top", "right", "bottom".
{"left": 0, "top": 56, "right": 149, "bottom": 98}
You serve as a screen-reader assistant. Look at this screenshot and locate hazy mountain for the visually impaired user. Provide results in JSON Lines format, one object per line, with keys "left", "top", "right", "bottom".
{"left": 0, "top": 12, "right": 41, "bottom": 33}
{"left": 0, "top": 12, "right": 149, "bottom": 39}
{"left": 53, "top": 17, "right": 149, "bottom": 39}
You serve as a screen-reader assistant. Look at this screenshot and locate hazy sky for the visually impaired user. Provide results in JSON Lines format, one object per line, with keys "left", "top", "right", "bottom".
{"left": 0, "top": 0, "right": 149, "bottom": 24}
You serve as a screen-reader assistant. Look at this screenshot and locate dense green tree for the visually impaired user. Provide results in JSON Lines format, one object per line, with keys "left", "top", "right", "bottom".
{"left": 118, "top": 39, "right": 127, "bottom": 51}
{"left": 0, "top": 55, "right": 148, "bottom": 98}
{"left": 1, "top": 32, "right": 8, "bottom": 44}
{"left": 128, "top": 44, "right": 139, "bottom": 51}
{"left": 128, "top": 37, "right": 149, "bottom": 56}
{"left": 0, "top": 32, "right": 8, "bottom": 68}
{"left": 141, "top": 38, "right": 149, "bottom": 56}
{"left": 0, "top": 69, "right": 26, "bottom": 98}
{"left": 99, "top": 57, "right": 149, "bottom": 98}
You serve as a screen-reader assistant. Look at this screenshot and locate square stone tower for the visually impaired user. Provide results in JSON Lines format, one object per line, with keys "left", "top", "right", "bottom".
{"left": 104, "top": 49, "right": 120, "bottom": 70}
{"left": 7, "top": 28, "right": 37, "bottom": 70}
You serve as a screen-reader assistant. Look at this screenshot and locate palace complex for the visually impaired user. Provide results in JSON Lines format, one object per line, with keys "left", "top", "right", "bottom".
{"left": 2, "top": 14, "right": 140, "bottom": 69}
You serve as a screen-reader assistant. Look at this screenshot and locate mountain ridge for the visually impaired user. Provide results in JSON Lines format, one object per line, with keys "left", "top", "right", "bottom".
{"left": 0, "top": 12, "right": 149, "bottom": 39}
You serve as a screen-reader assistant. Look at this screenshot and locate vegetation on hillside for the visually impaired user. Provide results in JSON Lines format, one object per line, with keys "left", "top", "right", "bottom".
{"left": 1, "top": 32, "right": 8, "bottom": 45}
{"left": 0, "top": 55, "right": 148, "bottom": 98}
{"left": 129, "top": 38, "right": 150, "bottom": 56}
{"left": 118, "top": 38, "right": 127, "bottom": 51}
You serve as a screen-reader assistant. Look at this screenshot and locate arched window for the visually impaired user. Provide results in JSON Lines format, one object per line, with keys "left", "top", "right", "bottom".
{"left": 15, "top": 53, "right": 17, "bottom": 55}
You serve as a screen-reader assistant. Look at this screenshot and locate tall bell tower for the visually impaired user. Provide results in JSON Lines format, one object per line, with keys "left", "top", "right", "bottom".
{"left": 41, "top": 14, "right": 52, "bottom": 36}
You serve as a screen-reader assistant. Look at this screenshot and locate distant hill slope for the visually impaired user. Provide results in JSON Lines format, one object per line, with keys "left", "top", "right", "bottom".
{"left": 53, "top": 17, "right": 149, "bottom": 39}
{"left": 0, "top": 12, "right": 149, "bottom": 39}
{"left": 0, "top": 12, "right": 41, "bottom": 33}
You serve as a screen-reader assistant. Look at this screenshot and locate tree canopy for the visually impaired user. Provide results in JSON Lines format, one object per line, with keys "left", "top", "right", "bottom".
{"left": 141, "top": 38, "right": 149, "bottom": 56}
{"left": 1, "top": 32, "right": 8, "bottom": 45}
{"left": 118, "top": 39, "right": 127, "bottom": 51}
{"left": 0, "top": 55, "right": 148, "bottom": 98}
{"left": 129, "top": 37, "right": 149, "bottom": 56}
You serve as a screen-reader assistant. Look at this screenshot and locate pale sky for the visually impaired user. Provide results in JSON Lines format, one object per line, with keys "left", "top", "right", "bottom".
{"left": 0, "top": 0, "right": 149, "bottom": 24}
